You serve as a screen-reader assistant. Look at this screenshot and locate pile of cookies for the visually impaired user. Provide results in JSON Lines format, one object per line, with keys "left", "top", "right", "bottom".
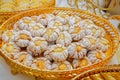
{"left": 1, "top": 13, "right": 110, "bottom": 70}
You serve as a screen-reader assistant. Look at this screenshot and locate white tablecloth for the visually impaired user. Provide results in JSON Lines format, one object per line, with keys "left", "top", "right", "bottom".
{"left": 0, "top": 0, "right": 120, "bottom": 80}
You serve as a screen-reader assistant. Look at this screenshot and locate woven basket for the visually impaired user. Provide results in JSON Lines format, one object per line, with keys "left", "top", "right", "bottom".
{"left": 107, "top": 15, "right": 120, "bottom": 40}
{"left": 0, "top": 8, "right": 119, "bottom": 80}
{"left": 72, "top": 64, "right": 120, "bottom": 80}
{"left": 108, "top": 15, "right": 120, "bottom": 20}
{"left": 0, "top": 0, "right": 55, "bottom": 24}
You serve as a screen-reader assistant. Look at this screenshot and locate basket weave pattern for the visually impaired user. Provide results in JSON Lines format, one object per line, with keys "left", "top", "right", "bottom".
{"left": 72, "top": 64, "right": 120, "bottom": 80}
{"left": 0, "top": 8, "right": 119, "bottom": 80}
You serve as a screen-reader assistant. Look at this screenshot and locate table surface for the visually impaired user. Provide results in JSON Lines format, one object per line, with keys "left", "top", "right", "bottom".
{"left": 0, "top": 0, "right": 120, "bottom": 80}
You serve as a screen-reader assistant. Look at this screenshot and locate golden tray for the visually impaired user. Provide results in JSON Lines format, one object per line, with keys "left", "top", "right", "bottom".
{"left": 72, "top": 64, "right": 120, "bottom": 80}
{"left": 0, "top": 8, "right": 119, "bottom": 80}
{"left": 0, "top": 0, "right": 55, "bottom": 24}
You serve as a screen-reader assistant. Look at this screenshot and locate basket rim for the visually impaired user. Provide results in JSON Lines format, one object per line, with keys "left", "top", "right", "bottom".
{"left": 72, "top": 64, "right": 120, "bottom": 80}
{"left": 107, "top": 15, "right": 120, "bottom": 20}
{"left": 0, "top": 7, "right": 119, "bottom": 73}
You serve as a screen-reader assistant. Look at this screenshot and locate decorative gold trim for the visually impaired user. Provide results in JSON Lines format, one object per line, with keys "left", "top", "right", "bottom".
{"left": 107, "top": 15, "right": 120, "bottom": 43}
{"left": 107, "top": 15, "right": 120, "bottom": 20}
{"left": 0, "top": 8, "right": 119, "bottom": 79}
{"left": 72, "top": 64, "right": 120, "bottom": 80}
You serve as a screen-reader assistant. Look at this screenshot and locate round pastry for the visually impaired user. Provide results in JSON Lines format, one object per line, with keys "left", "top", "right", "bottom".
{"left": 14, "top": 17, "right": 35, "bottom": 30}
{"left": 80, "top": 36, "right": 97, "bottom": 50}
{"left": 68, "top": 15, "right": 81, "bottom": 26}
{"left": 78, "top": 19, "right": 94, "bottom": 29}
{"left": 87, "top": 50, "right": 106, "bottom": 63}
{"left": 31, "top": 57, "right": 52, "bottom": 70}
{"left": 69, "top": 26, "right": 85, "bottom": 41}
{"left": 52, "top": 61, "right": 73, "bottom": 70}
{"left": 82, "top": 25, "right": 97, "bottom": 34}
{"left": 14, "top": 30, "right": 32, "bottom": 47}
{"left": 96, "top": 38, "right": 109, "bottom": 52}
{"left": 1, "top": 42, "right": 20, "bottom": 58}
{"left": 13, "top": 22, "right": 20, "bottom": 31}
{"left": 14, "top": 51, "right": 33, "bottom": 67}
{"left": 48, "top": 20, "right": 71, "bottom": 31}
{"left": 62, "top": 23, "right": 71, "bottom": 31}
{"left": 98, "top": 27, "right": 106, "bottom": 37}
{"left": 43, "top": 28, "right": 60, "bottom": 42}
{"left": 2, "top": 30, "right": 16, "bottom": 42}
{"left": 56, "top": 31, "right": 72, "bottom": 46}
{"left": 85, "top": 25, "right": 106, "bottom": 37}
{"left": 27, "top": 37, "right": 48, "bottom": 57}
{"left": 44, "top": 44, "right": 68, "bottom": 62}
{"left": 47, "top": 20, "right": 63, "bottom": 31}
{"left": 72, "top": 57, "right": 91, "bottom": 69}
{"left": 37, "top": 14, "right": 55, "bottom": 26}
{"left": 37, "top": 15, "right": 47, "bottom": 26}
{"left": 67, "top": 43, "right": 87, "bottom": 59}
{"left": 55, "top": 13, "right": 69, "bottom": 24}
{"left": 45, "top": 14, "right": 55, "bottom": 22}
{"left": 28, "top": 22, "right": 46, "bottom": 37}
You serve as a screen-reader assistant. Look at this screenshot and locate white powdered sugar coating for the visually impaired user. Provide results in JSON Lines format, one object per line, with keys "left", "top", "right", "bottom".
{"left": 47, "top": 20, "right": 63, "bottom": 31}
{"left": 14, "top": 17, "right": 35, "bottom": 30}
{"left": 37, "top": 14, "right": 55, "bottom": 26}
{"left": 27, "top": 37, "right": 48, "bottom": 57}
{"left": 31, "top": 57, "right": 52, "bottom": 70}
{"left": 96, "top": 38, "right": 109, "bottom": 52}
{"left": 28, "top": 22, "right": 46, "bottom": 37}
{"left": 44, "top": 44, "right": 68, "bottom": 62}
{"left": 80, "top": 36, "right": 97, "bottom": 50}
{"left": 87, "top": 50, "right": 106, "bottom": 63}
{"left": 69, "top": 26, "right": 86, "bottom": 41}
{"left": 1, "top": 13, "right": 110, "bottom": 70}
{"left": 72, "top": 57, "right": 91, "bottom": 68}
{"left": 55, "top": 14, "right": 69, "bottom": 24}
{"left": 68, "top": 15, "right": 82, "bottom": 26}
{"left": 43, "top": 28, "right": 60, "bottom": 42}
{"left": 14, "top": 30, "right": 32, "bottom": 47}
{"left": 52, "top": 61, "right": 73, "bottom": 70}
{"left": 2, "top": 42, "right": 20, "bottom": 58}
{"left": 2, "top": 30, "right": 16, "bottom": 42}
{"left": 56, "top": 31, "right": 72, "bottom": 46}
{"left": 13, "top": 51, "right": 33, "bottom": 67}
{"left": 67, "top": 43, "right": 87, "bottom": 59}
